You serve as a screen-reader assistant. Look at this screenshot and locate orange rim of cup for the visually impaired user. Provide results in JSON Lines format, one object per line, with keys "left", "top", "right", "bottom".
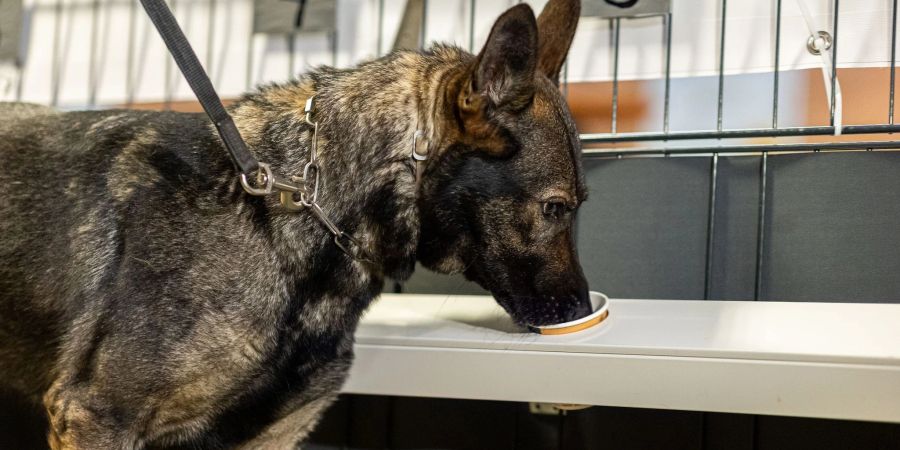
{"left": 529, "top": 310, "right": 610, "bottom": 335}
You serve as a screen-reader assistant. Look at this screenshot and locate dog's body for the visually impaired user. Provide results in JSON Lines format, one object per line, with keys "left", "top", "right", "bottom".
{"left": 0, "top": 1, "right": 588, "bottom": 448}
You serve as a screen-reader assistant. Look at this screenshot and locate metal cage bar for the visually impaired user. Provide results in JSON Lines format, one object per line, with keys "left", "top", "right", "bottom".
{"left": 287, "top": 34, "right": 296, "bottom": 79}
{"left": 87, "top": 0, "right": 101, "bottom": 107}
{"left": 717, "top": 0, "right": 727, "bottom": 132}
{"left": 125, "top": 0, "right": 137, "bottom": 106}
{"left": 582, "top": 139, "right": 900, "bottom": 157}
{"left": 663, "top": 12, "right": 673, "bottom": 134}
{"left": 420, "top": 0, "right": 428, "bottom": 48}
{"left": 581, "top": 124, "right": 900, "bottom": 145}
{"left": 206, "top": 0, "right": 216, "bottom": 70}
{"left": 754, "top": 152, "right": 768, "bottom": 301}
{"left": 377, "top": 0, "right": 385, "bottom": 55}
{"left": 468, "top": 0, "right": 476, "bottom": 53}
{"left": 890, "top": 0, "right": 897, "bottom": 125}
{"left": 772, "top": 0, "right": 782, "bottom": 129}
{"left": 704, "top": 153, "right": 719, "bottom": 300}
{"left": 50, "top": 0, "right": 64, "bottom": 106}
{"left": 611, "top": 18, "right": 621, "bottom": 134}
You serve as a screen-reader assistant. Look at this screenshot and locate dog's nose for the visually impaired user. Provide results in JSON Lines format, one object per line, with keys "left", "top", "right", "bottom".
{"left": 561, "top": 289, "right": 592, "bottom": 322}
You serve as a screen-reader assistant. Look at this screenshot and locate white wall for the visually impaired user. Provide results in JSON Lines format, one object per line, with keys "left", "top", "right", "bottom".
{"left": 0, "top": 0, "right": 896, "bottom": 107}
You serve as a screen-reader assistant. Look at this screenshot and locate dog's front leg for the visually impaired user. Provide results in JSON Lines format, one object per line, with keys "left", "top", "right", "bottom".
{"left": 42, "top": 311, "right": 145, "bottom": 450}
{"left": 236, "top": 395, "right": 336, "bottom": 450}
{"left": 44, "top": 381, "right": 140, "bottom": 450}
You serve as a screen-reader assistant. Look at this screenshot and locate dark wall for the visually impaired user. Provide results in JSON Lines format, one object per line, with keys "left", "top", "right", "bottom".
{"left": 308, "top": 395, "right": 900, "bottom": 450}
{"left": 403, "top": 152, "right": 900, "bottom": 302}
{"left": 0, "top": 388, "right": 49, "bottom": 450}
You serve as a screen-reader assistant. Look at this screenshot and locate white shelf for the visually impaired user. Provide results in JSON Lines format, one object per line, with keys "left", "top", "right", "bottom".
{"left": 342, "top": 294, "right": 900, "bottom": 423}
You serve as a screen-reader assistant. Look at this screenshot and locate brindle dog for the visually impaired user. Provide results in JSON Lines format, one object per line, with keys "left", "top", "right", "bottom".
{"left": 0, "top": 0, "right": 589, "bottom": 448}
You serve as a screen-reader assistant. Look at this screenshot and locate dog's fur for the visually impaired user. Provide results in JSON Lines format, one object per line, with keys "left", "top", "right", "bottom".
{"left": 0, "top": 1, "right": 588, "bottom": 448}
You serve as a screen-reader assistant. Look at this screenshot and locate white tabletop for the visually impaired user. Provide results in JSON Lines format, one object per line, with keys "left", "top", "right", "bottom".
{"left": 355, "top": 294, "right": 900, "bottom": 364}
{"left": 344, "top": 294, "right": 900, "bottom": 423}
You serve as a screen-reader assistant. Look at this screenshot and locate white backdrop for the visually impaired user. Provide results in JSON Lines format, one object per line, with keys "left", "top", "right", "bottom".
{"left": 0, "top": 0, "right": 896, "bottom": 107}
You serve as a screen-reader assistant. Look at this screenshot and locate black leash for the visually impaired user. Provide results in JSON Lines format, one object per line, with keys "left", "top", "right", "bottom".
{"left": 138, "top": 0, "right": 376, "bottom": 265}
{"left": 139, "top": 0, "right": 258, "bottom": 176}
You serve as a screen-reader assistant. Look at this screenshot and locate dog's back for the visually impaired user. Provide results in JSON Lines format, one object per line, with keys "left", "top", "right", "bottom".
{"left": 0, "top": 104, "right": 233, "bottom": 397}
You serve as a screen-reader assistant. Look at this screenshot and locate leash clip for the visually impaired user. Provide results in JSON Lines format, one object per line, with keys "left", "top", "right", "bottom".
{"left": 240, "top": 162, "right": 275, "bottom": 196}
{"left": 241, "top": 94, "right": 376, "bottom": 265}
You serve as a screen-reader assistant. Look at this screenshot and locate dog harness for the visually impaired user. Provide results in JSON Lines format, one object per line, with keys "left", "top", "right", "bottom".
{"left": 139, "top": 0, "right": 427, "bottom": 265}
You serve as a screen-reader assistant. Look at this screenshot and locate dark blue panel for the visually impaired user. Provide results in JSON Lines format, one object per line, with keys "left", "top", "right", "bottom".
{"left": 709, "top": 156, "right": 764, "bottom": 300}
{"left": 577, "top": 157, "right": 711, "bottom": 299}
{"left": 762, "top": 152, "right": 900, "bottom": 302}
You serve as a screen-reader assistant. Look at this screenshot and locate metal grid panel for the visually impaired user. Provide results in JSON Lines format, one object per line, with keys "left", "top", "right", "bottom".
{"left": 579, "top": 0, "right": 900, "bottom": 154}
{"left": 8, "top": 0, "right": 898, "bottom": 147}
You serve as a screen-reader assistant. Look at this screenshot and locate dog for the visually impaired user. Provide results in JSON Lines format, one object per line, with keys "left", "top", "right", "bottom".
{"left": 0, "top": 0, "right": 589, "bottom": 448}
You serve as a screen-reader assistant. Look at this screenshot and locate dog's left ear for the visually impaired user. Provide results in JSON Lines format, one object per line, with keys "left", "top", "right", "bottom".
{"left": 536, "top": 0, "right": 581, "bottom": 85}
{"left": 463, "top": 4, "right": 538, "bottom": 112}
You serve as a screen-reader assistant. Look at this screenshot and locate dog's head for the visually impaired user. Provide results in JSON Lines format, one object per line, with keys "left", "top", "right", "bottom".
{"left": 417, "top": 0, "right": 589, "bottom": 327}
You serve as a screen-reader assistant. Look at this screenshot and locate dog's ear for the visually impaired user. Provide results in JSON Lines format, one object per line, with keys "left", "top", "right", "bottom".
{"left": 536, "top": 0, "right": 580, "bottom": 85}
{"left": 462, "top": 4, "right": 537, "bottom": 113}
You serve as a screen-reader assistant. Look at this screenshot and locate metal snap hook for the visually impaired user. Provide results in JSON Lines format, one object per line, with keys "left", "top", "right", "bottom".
{"left": 240, "top": 162, "right": 275, "bottom": 196}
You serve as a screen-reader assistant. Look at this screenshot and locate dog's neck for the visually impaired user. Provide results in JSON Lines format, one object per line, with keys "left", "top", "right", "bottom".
{"left": 228, "top": 46, "right": 473, "bottom": 285}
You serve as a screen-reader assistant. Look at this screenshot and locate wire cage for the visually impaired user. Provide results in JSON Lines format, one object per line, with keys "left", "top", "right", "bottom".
{"left": 580, "top": 0, "right": 900, "bottom": 151}
{"left": 566, "top": 0, "right": 900, "bottom": 302}
{"left": 1, "top": 0, "right": 899, "bottom": 301}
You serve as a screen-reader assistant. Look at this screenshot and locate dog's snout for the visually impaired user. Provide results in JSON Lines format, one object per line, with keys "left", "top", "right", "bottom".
{"left": 562, "top": 288, "right": 592, "bottom": 322}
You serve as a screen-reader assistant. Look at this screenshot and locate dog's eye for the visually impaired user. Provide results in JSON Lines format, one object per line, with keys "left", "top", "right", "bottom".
{"left": 542, "top": 199, "right": 568, "bottom": 220}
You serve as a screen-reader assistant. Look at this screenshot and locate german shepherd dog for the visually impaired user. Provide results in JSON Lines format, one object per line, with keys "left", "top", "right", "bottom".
{"left": 0, "top": 0, "right": 589, "bottom": 447}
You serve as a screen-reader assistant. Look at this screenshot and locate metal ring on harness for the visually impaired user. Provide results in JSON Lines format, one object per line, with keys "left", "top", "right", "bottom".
{"left": 300, "top": 162, "right": 320, "bottom": 207}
